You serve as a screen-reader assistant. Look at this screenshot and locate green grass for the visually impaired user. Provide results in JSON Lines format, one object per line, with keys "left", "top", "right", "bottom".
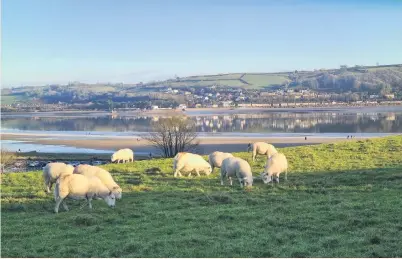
{"left": 1, "top": 136, "right": 402, "bottom": 257}
{"left": 1, "top": 95, "right": 28, "bottom": 105}
{"left": 241, "top": 74, "right": 289, "bottom": 88}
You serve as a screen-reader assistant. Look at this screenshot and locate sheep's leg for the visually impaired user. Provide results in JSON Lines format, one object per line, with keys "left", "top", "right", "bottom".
{"left": 239, "top": 179, "right": 243, "bottom": 188}
{"left": 252, "top": 151, "right": 256, "bottom": 162}
{"left": 195, "top": 169, "right": 201, "bottom": 177}
{"left": 45, "top": 180, "right": 51, "bottom": 193}
{"left": 54, "top": 196, "right": 64, "bottom": 213}
{"left": 285, "top": 170, "right": 288, "bottom": 181}
{"left": 228, "top": 177, "right": 233, "bottom": 186}
{"left": 62, "top": 201, "right": 69, "bottom": 211}
{"left": 87, "top": 197, "right": 93, "bottom": 210}
{"left": 220, "top": 174, "right": 225, "bottom": 185}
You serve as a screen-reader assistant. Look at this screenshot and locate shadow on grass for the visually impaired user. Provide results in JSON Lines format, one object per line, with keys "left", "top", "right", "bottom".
{"left": 2, "top": 166, "right": 401, "bottom": 214}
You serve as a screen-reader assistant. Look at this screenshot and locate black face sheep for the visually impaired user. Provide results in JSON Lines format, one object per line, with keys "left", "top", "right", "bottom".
{"left": 220, "top": 157, "right": 253, "bottom": 188}
{"left": 261, "top": 152, "right": 288, "bottom": 184}
{"left": 54, "top": 174, "right": 116, "bottom": 213}
{"left": 207, "top": 151, "right": 234, "bottom": 172}
{"left": 73, "top": 164, "right": 122, "bottom": 199}
{"left": 42, "top": 162, "right": 75, "bottom": 193}
{"left": 247, "top": 142, "right": 278, "bottom": 162}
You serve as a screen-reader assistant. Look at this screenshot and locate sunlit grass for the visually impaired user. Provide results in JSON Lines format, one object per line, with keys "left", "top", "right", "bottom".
{"left": 1, "top": 136, "right": 402, "bottom": 257}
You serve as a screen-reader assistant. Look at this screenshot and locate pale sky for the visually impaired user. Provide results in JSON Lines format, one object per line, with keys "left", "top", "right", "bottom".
{"left": 2, "top": 0, "right": 402, "bottom": 87}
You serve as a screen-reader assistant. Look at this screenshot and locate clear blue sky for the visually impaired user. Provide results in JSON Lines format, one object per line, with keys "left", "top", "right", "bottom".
{"left": 2, "top": 0, "right": 402, "bottom": 87}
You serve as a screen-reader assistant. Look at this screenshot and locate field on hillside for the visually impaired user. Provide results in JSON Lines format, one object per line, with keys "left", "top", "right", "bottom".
{"left": 0, "top": 95, "right": 28, "bottom": 105}
{"left": 1, "top": 136, "right": 402, "bottom": 257}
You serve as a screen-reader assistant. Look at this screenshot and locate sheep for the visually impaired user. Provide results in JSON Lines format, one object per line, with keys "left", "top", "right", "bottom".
{"left": 220, "top": 157, "right": 253, "bottom": 188}
{"left": 261, "top": 152, "right": 288, "bottom": 184}
{"left": 73, "top": 164, "right": 122, "bottom": 199}
{"left": 208, "top": 151, "right": 234, "bottom": 172}
{"left": 247, "top": 142, "right": 278, "bottom": 162}
{"left": 53, "top": 174, "right": 116, "bottom": 213}
{"left": 111, "top": 148, "right": 134, "bottom": 163}
{"left": 42, "top": 162, "right": 75, "bottom": 193}
{"left": 173, "top": 152, "right": 212, "bottom": 177}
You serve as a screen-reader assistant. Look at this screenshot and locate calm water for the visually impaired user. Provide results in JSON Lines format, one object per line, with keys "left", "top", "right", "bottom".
{"left": 1, "top": 107, "right": 402, "bottom": 134}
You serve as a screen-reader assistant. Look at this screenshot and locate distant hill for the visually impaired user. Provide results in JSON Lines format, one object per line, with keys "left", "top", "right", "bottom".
{"left": 2, "top": 64, "right": 402, "bottom": 106}
{"left": 155, "top": 64, "right": 402, "bottom": 91}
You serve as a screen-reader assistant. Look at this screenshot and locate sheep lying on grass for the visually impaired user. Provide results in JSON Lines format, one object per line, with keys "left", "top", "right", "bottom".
{"left": 42, "top": 162, "right": 74, "bottom": 193}
{"left": 173, "top": 152, "right": 212, "bottom": 177}
{"left": 73, "top": 164, "right": 122, "bottom": 199}
{"left": 247, "top": 142, "right": 278, "bottom": 162}
{"left": 261, "top": 152, "right": 288, "bottom": 184}
{"left": 220, "top": 157, "right": 253, "bottom": 188}
{"left": 111, "top": 148, "right": 134, "bottom": 163}
{"left": 208, "top": 151, "right": 234, "bottom": 172}
{"left": 54, "top": 174, "right": 116, "bottom": 213}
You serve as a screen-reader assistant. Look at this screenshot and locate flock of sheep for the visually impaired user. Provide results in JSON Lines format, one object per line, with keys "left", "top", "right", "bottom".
{"left": 42, "top": 143, "right": 288, "bottom": 213}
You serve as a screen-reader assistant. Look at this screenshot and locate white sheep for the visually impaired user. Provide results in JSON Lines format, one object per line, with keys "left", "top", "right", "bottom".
{"left": 220, "top": 157, "right": 253, "bottom": 188}
{"left": 111, "top": 148, "right": 134, "bottom": 163}
{"left": 173, "top": 152, "right": 212, "bottom": 177}
{"left": 73, "top": 164, "right": 122, "bottom": 199}
{"left": 247, "top": 142, "right": 278, "bottom": 162}
{"left": 208, "top": 151, "right": 234, "bottom": 172}
{"left": 53, "top": 174, "right": 116, "bottom": 213}
{"left": 42, "top": 162, "right": 75, "bottom": 193}
{"left": 261, "top": 152, "right": 288, "bottom": 184}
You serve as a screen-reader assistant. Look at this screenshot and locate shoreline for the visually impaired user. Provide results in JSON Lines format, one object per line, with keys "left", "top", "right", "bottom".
{"left": 1, "top": 104, "right": 402, "bottom": 118}
{"left": 1, "top": 132, "right": 381, "bottom": 155}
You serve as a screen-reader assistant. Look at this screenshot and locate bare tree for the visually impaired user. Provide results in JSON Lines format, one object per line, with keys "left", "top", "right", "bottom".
{"left": 0, "top": 149, "right": 17, "bottom": 173}
{"left": 143, "top": 116, "right": 199, "bottom": 158}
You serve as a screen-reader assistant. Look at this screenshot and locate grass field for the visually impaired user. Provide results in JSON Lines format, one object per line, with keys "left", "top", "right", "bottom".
{"left": 0, "top": 95, "right": 29, "bottom": 105}
{"left": 1, "top": 136, "right": 402, "bottom": 257}
{"left": 241, "top": 74, "right": 289, "bottom": 88}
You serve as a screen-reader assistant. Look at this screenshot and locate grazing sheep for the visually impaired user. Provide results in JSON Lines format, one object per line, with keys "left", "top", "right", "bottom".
{"left": 73, "top": 164, "right": 122, "bottom": 199}
{"left": 173, "top": 152, "right": 212, "bottom": 177}
{"left": 208, "top": 151, "right": 234, "bottom": 172}
{"left": 220, "top": 157, "right": 253, "bottom": 188}
{"left": 42, "top": 162, "right": 75, "bottom": 193}
{"left": 53, "top": 174, "right": 116, "bottom": 213}
{"left": 111, "top": 148, "right": 134, "bottom": 163}
{"left": 247, "top": 142, "right": 278, "bottom": 162}
{"left": 261, "top": 152, "right": 288, "bottom": 184}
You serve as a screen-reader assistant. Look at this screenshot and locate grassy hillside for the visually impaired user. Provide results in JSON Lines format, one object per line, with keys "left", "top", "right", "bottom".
{"left": 2, "top": 64, "right": 401, "bottom": 105}
{"left": 2, "top": 136, "right": 402, "bottom": 257}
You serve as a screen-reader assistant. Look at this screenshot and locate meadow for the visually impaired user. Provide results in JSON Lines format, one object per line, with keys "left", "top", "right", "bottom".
{"left": 1, "top": 136, "right": 402, "bottom": 257}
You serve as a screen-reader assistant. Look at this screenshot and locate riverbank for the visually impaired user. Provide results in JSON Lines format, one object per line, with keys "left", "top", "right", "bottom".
{"left": 1, "top": 132, "right": 375, "bottom": 155}
{"left": 2, "top": 104, "right": 402, "bottom": 118}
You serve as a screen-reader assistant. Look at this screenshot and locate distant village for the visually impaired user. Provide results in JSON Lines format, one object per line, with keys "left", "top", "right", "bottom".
{"left": 1, "top": 84, "right": 401, "bottom": 113}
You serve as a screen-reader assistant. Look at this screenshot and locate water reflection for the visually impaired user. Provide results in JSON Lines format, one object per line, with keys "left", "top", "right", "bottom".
{"left": 1, "top": 112, "right": 402, "bottom": 133}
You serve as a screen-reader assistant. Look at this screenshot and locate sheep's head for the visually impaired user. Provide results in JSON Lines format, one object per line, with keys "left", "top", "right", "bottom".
{"left": 104, "top": 192, "right": 116, "bottom": 208}
{"left": 242, "top": 176, "right": 253, "bottom": 187}
{"left": 111, "top": 154, "right": 116, "bottom": 162}
{"left": 112, "top": 186, "right": 122, "bottom": 199}
{"left": 261, "top": 172, "right": 272, "bottom": 184}
{"left": 206, "top": 165, "right": 213, "bottom": 175}
{"left": 247, "top": 143, "right": 252, "bottom": 152}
